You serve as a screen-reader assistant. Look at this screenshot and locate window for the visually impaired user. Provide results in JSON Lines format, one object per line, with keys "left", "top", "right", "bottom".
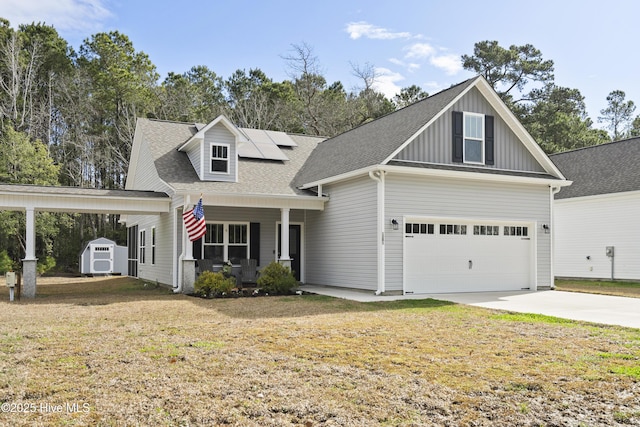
{"left": 452, "top": 111, "right": 494, "bottom": 165}
{"left": 439, "top": 224, "right": 467, "bottom": 235}
{"left": 210, "top": 143, "right": 229, "bottom": 173}
{"left": 504, "top": 226, "right": 528, "bottom": 237}
{"left": 405, "top": 223, "right": 434, "bottom": 234}
{"left": 464, "top": 112, "right": 484, "bottom": 164}
{"left": 473, "top": 225, "right": 500, "bottom": 236}
{"left": 151, "top": 227, "right": 156, "bottom": 265}
{"left": 139, "top": 229, "right": 146, "bottom": 264}
{"left": 202, "top": 223, "right": 248, "bottom": 265}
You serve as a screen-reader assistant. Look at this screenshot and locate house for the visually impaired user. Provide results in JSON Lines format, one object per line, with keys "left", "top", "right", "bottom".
{"left": 550, "top": 137, "right": 640, "bottom": 280}
{"left": 123, "top": 75, "right": 569, "bottom": 295}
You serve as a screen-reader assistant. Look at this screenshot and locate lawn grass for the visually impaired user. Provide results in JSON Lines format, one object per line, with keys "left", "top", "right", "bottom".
{"left": 555, "top": 278, "right": 640, "bottom": 298}
{"left": 0, "top": 277, "right": 639, "bottom": 426}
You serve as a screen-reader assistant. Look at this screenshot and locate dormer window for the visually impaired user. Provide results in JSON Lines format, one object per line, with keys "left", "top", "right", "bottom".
{"left": 464, "top": 112, "right": 484, "bottom": 164}
{"left": 210, "top": 143, "right": 229, "bottom": 174}
{"left": 452, "top": 111, "right": 495, "bottom": 166}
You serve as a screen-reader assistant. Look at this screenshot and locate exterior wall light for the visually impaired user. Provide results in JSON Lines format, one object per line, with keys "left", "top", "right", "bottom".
{"left": 542, "top": 224, "right": 550, "bottom": 234}
{"left": 391, "top": 219, "right": 399, "bottom": 230}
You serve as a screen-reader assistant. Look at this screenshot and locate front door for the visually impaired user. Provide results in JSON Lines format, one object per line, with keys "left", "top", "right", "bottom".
{"left": 278, "top": 224, "right": 301, "bottom": 281}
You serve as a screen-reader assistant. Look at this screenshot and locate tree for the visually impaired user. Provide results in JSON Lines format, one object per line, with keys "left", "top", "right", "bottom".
{"left": 0, "top": 126, "right": 63, "bottom": 268}
{"left": 522, "top": 85, "right": 609, "bottom": 152}
{"left": 393, "top": 85, "right": 429, "bottom": 109}
{"left": 77, "top": 31, "right": 159, "bottom": 189}
{"left": 598, "top": 90, "right": 636, "bottom": 141}
{"left": 224, "top": 68, "right": 294, "bottom": 130}
{"left": 629, "top": 116, "right": 640, "bottom": 138}
{"left": 158, "top": 65, "right": 225, "bottom": 123}
{"left": 349, "top": 62, "right": 395, "bottom": 125}
{"left": 461, "top": 40, "right": 554, "bottom": 106}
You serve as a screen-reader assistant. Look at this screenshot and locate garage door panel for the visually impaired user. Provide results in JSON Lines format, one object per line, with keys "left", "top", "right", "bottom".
{"left": 404, "top": 220, "right": 532, "bottom": 294}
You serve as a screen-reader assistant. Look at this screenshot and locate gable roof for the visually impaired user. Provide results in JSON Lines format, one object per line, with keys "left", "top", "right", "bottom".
{"left": 295, "top": 75, "right": 565, "bottom": 188}
{"left": 133, "top": 118, "right": 324, "bottom": 197}
{"left": 550, "top": 137, "right": 640, "bottom": 199}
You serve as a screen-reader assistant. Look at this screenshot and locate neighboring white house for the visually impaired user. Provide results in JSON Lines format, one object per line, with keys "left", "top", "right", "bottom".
{"left": 551, "top": 138, "right": 640, "bottom": 280}
{"left": 123, "top": 75, "right": 569, "bottom": 295}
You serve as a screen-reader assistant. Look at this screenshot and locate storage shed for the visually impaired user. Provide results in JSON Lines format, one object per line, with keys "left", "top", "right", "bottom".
{"left": 79, "top": 237, "right": 127, "bottom": 275}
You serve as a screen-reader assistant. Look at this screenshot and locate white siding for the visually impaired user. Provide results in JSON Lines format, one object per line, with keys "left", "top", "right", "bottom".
{"left": 202, "top": 123, "right": 237, "bottom": 182}
{"left": 135, "top": 210, "right": 175, "bottom": 286}
{"left": 384, "top": 174, "right": 551, "bottom": 291}
{"left": 306, "top": 176, "right": 378, "bottom": 290}
{"left": 554, "top": 192, "right": 640, "bottom": 280}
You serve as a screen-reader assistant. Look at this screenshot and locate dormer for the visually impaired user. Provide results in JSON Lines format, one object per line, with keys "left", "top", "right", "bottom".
{"left": 178, "top": 115, "right": 244, "bottom": 182}
{"left": 178, "top": 114, "right": 297, "bottom": 183}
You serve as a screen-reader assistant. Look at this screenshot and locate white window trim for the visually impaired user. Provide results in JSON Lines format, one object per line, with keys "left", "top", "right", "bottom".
{"left": 463, "top": 112, "right": 485, "bottom": 165}
{"left": 202, "top": 221, "right": 249, "bottom": 266}
{"left": 209, "top": 142, "right": 230, "bottom": 175}
{"left": 139, "top": 229, "right": 146, "bottom": 265}
{"left": 151, "top": 226, "right": 156, "bottom": 265}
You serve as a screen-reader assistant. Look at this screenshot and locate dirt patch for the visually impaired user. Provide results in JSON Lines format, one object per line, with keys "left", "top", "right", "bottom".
{"left": 0, "top": 276, "right": 638, "bottom": 426}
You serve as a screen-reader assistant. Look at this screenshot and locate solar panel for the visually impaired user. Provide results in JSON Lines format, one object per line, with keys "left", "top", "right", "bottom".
{"left": 265, "top": 130, "right": 297, "bottom": 147}
{"left": 237, "top": 128, "right": 291, "bottom": 161}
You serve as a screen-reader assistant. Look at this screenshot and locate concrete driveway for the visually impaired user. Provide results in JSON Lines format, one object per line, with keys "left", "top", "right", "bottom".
{"left": 300, "top": 285, "right": 640, "bottom": 329}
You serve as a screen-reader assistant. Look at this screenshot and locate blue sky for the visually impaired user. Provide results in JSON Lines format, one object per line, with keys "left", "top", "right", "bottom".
{"left": 1, "top": 0, "right": 638, "bottom": 127}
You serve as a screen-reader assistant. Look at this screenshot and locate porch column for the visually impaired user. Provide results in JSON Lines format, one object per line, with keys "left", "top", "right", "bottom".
{"left": 279, "top": 208, "right": 291, "bottom": 269}
{"left": 181, "top": 204, "right": 196, "bottom": 294}
{"left": 22, "top": 206, "right": 37, "bottom": 298}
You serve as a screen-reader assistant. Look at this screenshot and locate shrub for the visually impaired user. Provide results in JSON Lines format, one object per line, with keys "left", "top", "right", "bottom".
{"left": 194, "top": 271, "right": 236, "bottom": 298}
{"left": 37, "top": 255, "right": 56, "bottom": 275}
{"left": 0, "top": 250, "right": 15, "bottom": 274}
{"left": 256, "top": 262, "right": 297, "bottom": 295}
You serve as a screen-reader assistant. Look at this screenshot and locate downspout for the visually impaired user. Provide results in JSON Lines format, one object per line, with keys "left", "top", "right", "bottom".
{"left": 369, "top": 170, "right": 385, "bottom": 295}
{"left": 174, "top": 205, "right": 184, "bottom": 293}
{"left": 549, "top": 186, "right": 562, "bottom": 290}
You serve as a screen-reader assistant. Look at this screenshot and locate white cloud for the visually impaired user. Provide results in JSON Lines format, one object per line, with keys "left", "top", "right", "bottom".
{"left": 372, "top": 67, "right": 405, "bottom": 99}
{"left": 0, "top": 0, "right": 112, "bottom": 33}
{"left": 346, "top": 21, "right": 412, "bottom": 40}
{"left": 404, "top": 42, "right": 435, "bottom": 59}
{"left": 389, "top": 58, "right": 421, "bottom": 73}
{"left": 429, "top": 54, "right": 462, "bottom": 75}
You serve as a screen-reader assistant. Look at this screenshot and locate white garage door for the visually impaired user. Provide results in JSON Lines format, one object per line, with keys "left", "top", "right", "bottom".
{"left": 404, "top": 219, "right": 533, "bottom": 293}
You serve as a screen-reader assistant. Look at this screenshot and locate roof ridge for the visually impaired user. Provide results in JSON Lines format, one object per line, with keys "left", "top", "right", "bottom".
{"left": 315, "top": 75, "right": 479, "bottom": 146}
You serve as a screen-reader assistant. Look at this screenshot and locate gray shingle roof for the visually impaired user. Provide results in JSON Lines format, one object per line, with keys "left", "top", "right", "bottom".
{"left": 550, "top": 137, "right": 640, "bottom": 199}
{"left": 293, "top": 77, "right": 479, "bottom": 186}
{"left": 136, "top": 118, "right": 324, "bottom": 196}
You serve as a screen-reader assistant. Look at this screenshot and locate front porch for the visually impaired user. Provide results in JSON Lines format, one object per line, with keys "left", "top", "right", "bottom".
{"left": 176, "top": 193, "right": 327, "bottom": 294}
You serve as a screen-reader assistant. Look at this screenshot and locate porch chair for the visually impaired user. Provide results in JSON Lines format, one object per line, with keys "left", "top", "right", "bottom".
{"left": 196, "top": 259, "right": 214, "bottom": 277}
{"left": 240, "top": 258, "right": 259, "bottom": 285}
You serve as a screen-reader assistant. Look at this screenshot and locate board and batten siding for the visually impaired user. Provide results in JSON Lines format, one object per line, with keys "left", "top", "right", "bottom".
{"left": 554, "top": 192, "right": 640, "bottom": 280}
{"left": 305, "top": 176, "right": 378, "bottom": 290}
{"left": 384, "top": 174, "right": 552, "bottom": 291}
{"left": 395, "top": 87, "right": 545, "bottom": 173}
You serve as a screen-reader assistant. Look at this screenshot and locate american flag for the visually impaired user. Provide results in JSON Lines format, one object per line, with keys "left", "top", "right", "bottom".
{"left": 182, "top": 197, "right": 206, "bottom": 241}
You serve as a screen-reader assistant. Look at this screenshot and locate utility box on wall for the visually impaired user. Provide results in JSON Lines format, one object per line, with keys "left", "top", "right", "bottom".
{"left": 79, "top": 237, "right": 127, "bottom": 275}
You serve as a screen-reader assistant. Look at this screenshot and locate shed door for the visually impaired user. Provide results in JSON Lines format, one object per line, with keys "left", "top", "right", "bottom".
{"left": 90, "top": 244, "right": 114, "bottom": 274}
{"left": 404, "top": 220, "right": 533, "bottom": 294}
